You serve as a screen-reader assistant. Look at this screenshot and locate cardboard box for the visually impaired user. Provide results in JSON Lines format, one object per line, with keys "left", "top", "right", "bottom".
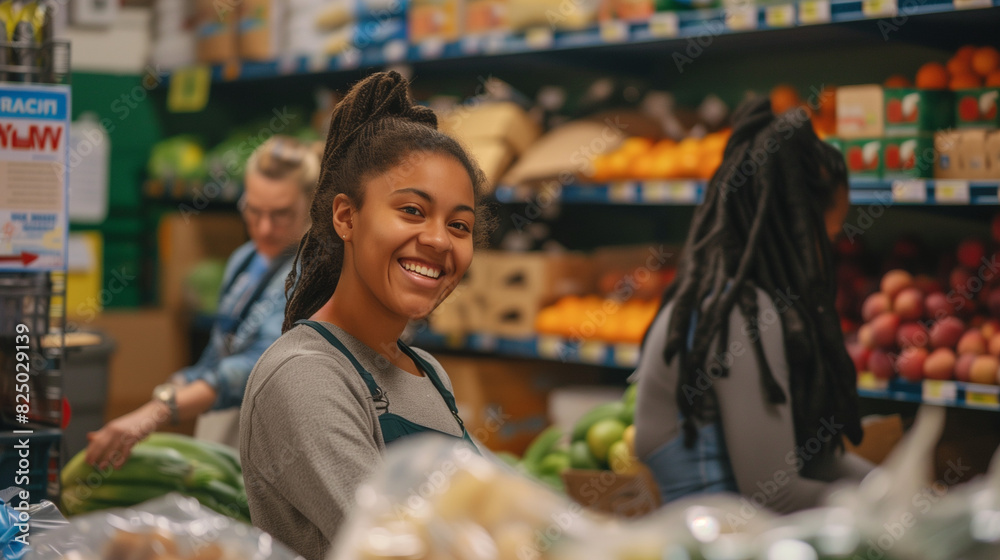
{"left": 485, "top": 250, "right": 594, "bottom": 303}
{"left": 843, "top": 138, "right": 883, "bottom": 179}
{"left": 836, "top": 85, "right": 884, "bottom": 139}
{"left": 441, "top": 102, "right": 541, "bottom": 155}
{"left": 409, "top": 0, "right": 463, "bottom": 43}
{"left": 158, "top": 213, "right": 247, "bottom": 311}
{"left": 987, "top": 130, "right": 1000, "bottom": 175}
{"left": 955, "top": 88, "right": 1000, "bottom": 128}
{"left": 884, "top": 89, "right": 954, "bottom": 136}
{"left": 465, "top": 138, "right": 516, "bottom": 190}
{"left": 882, "top": 135, "right": 935, "bottom": 179}
{"left": 844, "top": 414, "right": 904, "bottom": 465}
{"left": 961, "top": 128, "right": 992, "bottom": 179}
{"left": 483, "top": 290, "right": 540, "bottom": 337}
{"left": 436, "top": 356, "right": 602, "bottom": 455}
{"left": 934, "top": 130, "right": 964, "bottom": 179}
{"left": 195, "top": 0, "right": 239, "bottom": 63}
{"left": 562, "top": 467, "right": 661, "bottom": 518}
{"left": 89, "top": 309, "right": 192, "bottom": 431}
{"left": 465, "top": 0, "right": 508, "bottom": 34}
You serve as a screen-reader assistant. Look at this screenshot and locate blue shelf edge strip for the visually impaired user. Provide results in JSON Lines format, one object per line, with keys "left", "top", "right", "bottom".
{"left": 413, "top": 330, "right": 1000, "bottom": 411}
{"left": 492, "top": 179, "right": 1000, "bottom": 206}
{"left": 171, "top": 0, "right": 999, "bottom": 84}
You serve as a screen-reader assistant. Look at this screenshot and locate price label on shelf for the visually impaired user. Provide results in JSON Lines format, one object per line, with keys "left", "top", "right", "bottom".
{"left": 461, "top": 35, "right": 482, "bottom": 55}
{"left": 965, "top": 386, "right": 1000, "bottom": 409}
{"left": 643, "top": 181, "right": 671, "bottom": 203}
{"left": 307, "top": 53, "right": 330, "bottom": 73}
{"left": 338, "top": 48, "right": 361, "bottom": 69}
{"left": 797, "top": 0, "right": 831, "bottom": 24}
{"left": 726, "top": 4, "right": 759, "bottom": 30}
{"left": 614, "top": 344, "right": 640, "bottom": 368}
{"left": 922, "top": 380, "right": 958, "bottom": 404}
{"left": 892, "top": 180, "right": 927, "bottom": 203}
{"left": 953, "top": 0, "right": 992, "bottom": 8}
{"left": 935, "top": 180, "right": 970, "bottom": 204}
{"left": 419, "top": 38, "right": 446, "bottom": 59}
{"left": 526, "top": 27, "right": 555, "bottom": 49}
{"left": 277, "top": 55, "right": 298, "bottom": 75}
{"left": 537, "top": 336, "right": 565, "bottom": 360}
{"left": 649, "top": 12, "right": 679, "bottom": 37}
{"left": 863, "top": 0, "right": 897, "bottom": 17}
{"left": 483, "top": 33, "right": 507, "bottom": 54}
{"left": 383, "top": 40, "right": 409, "bottom": 62}
{"left": 600, "top": 20, "right": 630, "bottom": 43}
{"left": 765, "top": 4, "right": 795, "bottom": 27}
{"left": 167, "top": 66, "right": 211, "bottom": 113}
{"left": 856, "top": 371, "right": 888, "bottom": 391}
{"left": 609, "top": 182, "right": 637, "bottom": 203}
{"left": 580, "top": 341, "right": 609, "bottom": 364}
{"left": 472, "top": 333, "right": 498, "bottom": 352}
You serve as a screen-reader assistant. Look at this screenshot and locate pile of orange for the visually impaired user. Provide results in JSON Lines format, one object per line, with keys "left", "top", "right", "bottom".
{"left": 894, "top": 45, "right": 1000, "bottom": 90}
{"left": 770, "top": 84, "right": 837, "bottom": 137}
{"left": 534, "top": 295, "right": 660, "bottom": 344}
{"left": 587, "top": 131, "right": 731, "bottom": 183}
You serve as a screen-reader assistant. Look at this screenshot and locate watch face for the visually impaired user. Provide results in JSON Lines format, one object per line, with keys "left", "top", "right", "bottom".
{"left": 155, "top": 385, "right": 175, "bottom": 401}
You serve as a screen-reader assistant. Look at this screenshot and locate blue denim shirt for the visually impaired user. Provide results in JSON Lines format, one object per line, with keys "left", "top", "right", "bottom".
{"left": 178, "top": 241, "right": 292, "bottom": 410}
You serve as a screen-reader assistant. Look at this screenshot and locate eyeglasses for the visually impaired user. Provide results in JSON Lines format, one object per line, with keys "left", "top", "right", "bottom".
{"left": 238, "top": 195, "right": 301, "bottom": 229}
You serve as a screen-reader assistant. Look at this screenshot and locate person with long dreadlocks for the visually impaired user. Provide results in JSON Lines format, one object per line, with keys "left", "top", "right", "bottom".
{"left": 239, "top": 71, "right": 492, "bottom": 560}
{"left": 632, "top": 97, "right": 874, "bottom": 513}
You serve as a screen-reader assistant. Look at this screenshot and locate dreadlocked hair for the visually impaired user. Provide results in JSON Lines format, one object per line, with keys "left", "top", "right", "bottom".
{"left": 283, "top": 70, "right": 493, "bottom": 333}
{"left": 660, "top": 96, "right": 862, "bottom": 463}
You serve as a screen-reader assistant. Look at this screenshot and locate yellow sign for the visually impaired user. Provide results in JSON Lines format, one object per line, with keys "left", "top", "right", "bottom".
{"left": 167, "top": 66, "right": 211, "bottom": 113}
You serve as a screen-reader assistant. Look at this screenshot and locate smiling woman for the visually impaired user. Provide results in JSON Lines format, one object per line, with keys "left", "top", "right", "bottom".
{"left": 238, "top": 71, "right": 495, "bottom": 560}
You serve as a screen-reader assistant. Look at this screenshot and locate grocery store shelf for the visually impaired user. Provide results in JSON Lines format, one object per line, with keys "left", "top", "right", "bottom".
{"left": 858, "top": 373, "right": 1000, "bottom": 411}
{"left": 161, "top": 0, "right": 999, "bottom": 84}
{"left": 143, "top": 179, "right": 242, "bottom": 207}
{"left": 493, "top": 179, "right": 1000, "bottom": 206}
{"left": 414, "top": 330, "right": 1000, "bottom": 410}
{"left": 411, "top": 329, "right": 643, "bottom": 370}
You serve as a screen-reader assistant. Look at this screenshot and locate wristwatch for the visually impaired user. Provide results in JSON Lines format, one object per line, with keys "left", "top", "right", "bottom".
{"left": 152, "top": 383, "right": 180, "bottom": 425}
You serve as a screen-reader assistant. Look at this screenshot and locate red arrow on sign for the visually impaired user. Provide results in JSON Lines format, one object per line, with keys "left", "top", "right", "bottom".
{"left": 0, "top": 252, "right": 39, "bottom": 266}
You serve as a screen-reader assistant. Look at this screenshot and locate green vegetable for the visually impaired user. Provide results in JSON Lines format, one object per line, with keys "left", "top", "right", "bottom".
{"left": 538, "top": 452, "right": 571, "bottom": 475}
{"left": 521, "top": 426, "right": 564, "bottom": 473}
{"left": 623, "top": 383, "right": 638, "bottom": 406}
{"left": 571, "top": 401, "right": 625, "bottom": 442}
{"left": 144, "top": 433, "right": 243, "bottom": 489}
{"left": 61, "top": 445, "right": 220, "bottom": 492}
{"left": 568, "top": 440, "right": 600, "bottom": 470}
{"left": 619, "top": 402, "right": 635, "bottom": 425}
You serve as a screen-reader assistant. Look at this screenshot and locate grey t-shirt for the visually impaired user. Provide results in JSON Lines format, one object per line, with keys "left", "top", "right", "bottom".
{"left": 239, "top": 321, "right": 463, "bottom": 560}
{"left": 633, "top": 287, "right": 872, "bottom": 514}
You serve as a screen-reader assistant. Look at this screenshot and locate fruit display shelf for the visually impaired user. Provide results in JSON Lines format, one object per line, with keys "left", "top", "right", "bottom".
{"left": 160, "top": 0, "right": 998, "bottom": 85}
{"left": 413, "top": 329, "right": 1000, "bottom": 410}
{"left": 493, "top": 179, "right": 1000, "bottom": 206}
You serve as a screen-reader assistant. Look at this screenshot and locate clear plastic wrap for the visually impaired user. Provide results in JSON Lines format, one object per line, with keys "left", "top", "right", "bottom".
{"left": 25, "top": 493, "right": 303, "bottom": 560}
{"left": 1, "top": 487, "right": 69, "bottom": 560}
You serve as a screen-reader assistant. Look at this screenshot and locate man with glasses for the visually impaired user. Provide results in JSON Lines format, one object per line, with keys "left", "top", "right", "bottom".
{"left": 85, "top": 136, "right": 320, "bottom": 468}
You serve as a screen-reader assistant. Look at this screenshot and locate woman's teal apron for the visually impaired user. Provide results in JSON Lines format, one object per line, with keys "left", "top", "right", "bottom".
{"left": 296, "top": 320, "right": 477, "bottom": 448}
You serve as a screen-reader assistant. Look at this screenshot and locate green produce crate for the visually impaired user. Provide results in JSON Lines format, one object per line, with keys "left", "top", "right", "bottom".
{"left": 844, "top": 138, "right": 883, "bottom": 180}
{"left": 884, "top": 88, "right": 954, "bottom": 136}
{"left": 882, "top": 135, "right": 935, "bottom": 179}
{"left": 955, "top": 88, "right": 1000, "bottom": 128}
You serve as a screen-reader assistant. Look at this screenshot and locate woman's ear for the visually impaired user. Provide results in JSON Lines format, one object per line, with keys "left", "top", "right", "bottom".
{"left": 332, "top": 193, "right": 355, "bottom": 242}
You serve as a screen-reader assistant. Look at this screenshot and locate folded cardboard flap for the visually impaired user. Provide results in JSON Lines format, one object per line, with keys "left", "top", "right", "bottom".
{"left": 562, "top": 466, "right": 661, "bottom": 518}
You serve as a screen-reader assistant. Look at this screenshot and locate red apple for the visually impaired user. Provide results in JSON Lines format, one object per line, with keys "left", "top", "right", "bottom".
{"left": 871, "top": 313, "right": 901, "bottom": 348}
{"left": 955, "top": 353, "right": 977, "bottom": 382}
{"left": 958, "top": 239, "right": 987, "bottom": 272}
{"left": 881, "top": 270, "right": 914, "bottom": 300}
{"left": 868, "top": 350, "right": 895, "bottom": 380}
{"left": 914, "top": 275, "right": 943, "bottom": 294}
{"left": 897, "top": 322, "right": 930, "bottom": 348}
{"left": 989, "top": 333, "right": 1000, "bottom": 357}
{"left": 897, "top": 347, "right": 928, "bottom": 382}
{"left": 957, "top": 330, "right": 988, "bottom": 355}
{"left": 858, "top": 324, "right": 876, "bottom": 349}
{"left": 893, "top": 288, "right": 925, "bottom": 321}
{"left": 925, "top": 293, "right": 954, "bottom": 321}
{"left": 950, "top": 267, "right": 973, "bottom": 295}
{"left": 862, "top": 293, "right": 892, "bottom": 322}
{"left": 847, "top": 342, "right": 871, "bottom": 373}
{"left": 969, "top": 355, "right": 1000, "bottom": 385}
{"left": 924, "top": 348, "right": 957, "bottom": 381}
{"left": 930, "top": 317, "right": 966, "bottom": 349}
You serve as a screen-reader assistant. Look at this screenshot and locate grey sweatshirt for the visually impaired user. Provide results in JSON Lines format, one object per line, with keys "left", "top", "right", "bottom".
{"left": 239, "top": 321, "right": 463, "bottom": 560}
{"left": 633, "top": 287, "right": 873, "bottom": 514}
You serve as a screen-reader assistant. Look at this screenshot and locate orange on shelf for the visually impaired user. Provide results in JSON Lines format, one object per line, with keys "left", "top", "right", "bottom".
{"left": 619, "top": 137, "right": 655, "bottom": 156}
{"left": 972, "top": 46, "right": 1000, "bottom": 78}
{"left": 883, "top": 74, "right": 913, "bottom": 88}
{"left": 653, "top": 138, "right": 677, "bottom": 152}
{"left": 770, "top": 84, "right": 802, "bottom": 116}
{"left": 950, "top": 72, "right": 983, "bottom": 90}
{"left": 954, "top": 45, "right": 977, "bottom": 65}
{"left": 698, "top": 152, "right": 724, "bottom": 180}
{"left": 605, "top": 151, "right": 633, "bottom": 180}
{"left": 947, "top": 55, "right": 974, "bottom": 78}
{"left": 816, "top": 85, "right": 837, "bottom": 115}
{"left": 915, "top": 62, "right": 950, "bottom": 90}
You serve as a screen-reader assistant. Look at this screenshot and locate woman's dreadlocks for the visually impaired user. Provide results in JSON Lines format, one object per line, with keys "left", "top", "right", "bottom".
{"left": 283, "top": 71, "right": 492, "bottom": 333}
{"left": 659, "top": 97, "right": 863, "bottom": 463}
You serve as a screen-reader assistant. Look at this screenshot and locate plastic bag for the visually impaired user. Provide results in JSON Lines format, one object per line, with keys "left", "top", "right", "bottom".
{"left": 1, "top": 487, "right": 69, "bottom": 560}
{"left": 26, "top": 493, "right": 303, "bottom": 560}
